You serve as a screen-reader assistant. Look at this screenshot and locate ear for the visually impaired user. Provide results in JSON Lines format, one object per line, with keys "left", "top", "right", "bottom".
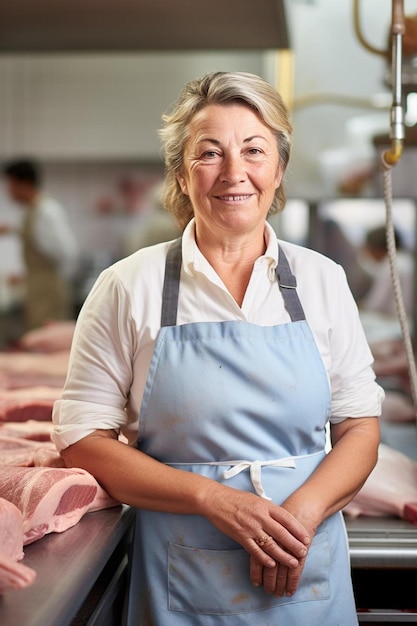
{"left": 177, "top": 173, "right": 189, "bottom": 196}
{"left": 274, "top": 164, "right": 284, "bottom": 190}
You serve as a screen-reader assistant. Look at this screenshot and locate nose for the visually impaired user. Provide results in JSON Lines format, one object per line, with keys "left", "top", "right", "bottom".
{"left": 219, "top": 153, "right": 247, "bottom": 184}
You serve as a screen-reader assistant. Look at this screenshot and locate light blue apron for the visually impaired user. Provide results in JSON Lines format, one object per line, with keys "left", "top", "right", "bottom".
{"left": 126, "top": 237, "right": 358, "bottom": 626}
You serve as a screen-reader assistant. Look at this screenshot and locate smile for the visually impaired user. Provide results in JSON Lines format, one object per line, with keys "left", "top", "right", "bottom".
{"left": 215, "top": 195, "right": 253, "bottom": 201}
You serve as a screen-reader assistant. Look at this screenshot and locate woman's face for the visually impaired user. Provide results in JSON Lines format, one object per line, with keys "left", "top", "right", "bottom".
{"left": 178, "top": 103, "right": 283, "bottom": 239}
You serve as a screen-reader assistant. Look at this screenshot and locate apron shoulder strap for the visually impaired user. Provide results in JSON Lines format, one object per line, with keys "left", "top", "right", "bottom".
{"left": 161, "top": 237, "right": 183, "bottom": 327}
{"left": 276, "top": 246, "right": 306, "bottom": 322}
{"left": 161, "top": 236, "right": 306, "bottom": 326}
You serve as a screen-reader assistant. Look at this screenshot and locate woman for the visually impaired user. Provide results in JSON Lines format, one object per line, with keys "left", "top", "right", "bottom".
{"left": 52, "top": 72, "right": 383, "bottom": 625}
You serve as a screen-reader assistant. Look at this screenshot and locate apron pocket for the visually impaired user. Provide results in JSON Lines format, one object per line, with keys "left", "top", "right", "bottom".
{"left": 167, "top": 531, "right": 330, "bottom": 615}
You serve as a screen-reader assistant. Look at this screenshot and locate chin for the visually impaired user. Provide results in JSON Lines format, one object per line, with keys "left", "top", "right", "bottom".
{"left": 215, "top": 211, "right": 266, "bottom": 233}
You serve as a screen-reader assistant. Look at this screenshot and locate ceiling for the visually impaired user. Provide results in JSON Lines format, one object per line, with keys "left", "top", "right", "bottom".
{"left": 0, "top": 0, "right": 290, "bottom": 52}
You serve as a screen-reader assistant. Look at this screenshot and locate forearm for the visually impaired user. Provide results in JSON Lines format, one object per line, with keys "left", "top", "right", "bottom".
{"left": 62, "top": 429, "right": 311, "bottom": 570}
{"left": 62, "top": 430, "right": 221, "bottom": 514}
{"left": 282, "top": 417, "right": 380, "bottom": 527}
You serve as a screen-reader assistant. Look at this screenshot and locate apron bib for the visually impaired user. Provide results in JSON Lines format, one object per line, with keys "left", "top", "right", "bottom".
{"left": 126, "top": 238, "right": 358, "bottom": 626}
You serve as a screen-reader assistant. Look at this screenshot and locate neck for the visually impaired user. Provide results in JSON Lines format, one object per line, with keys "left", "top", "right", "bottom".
{"left": 24, "top": 190, "right": 40, "bottom": 208}
{"left": 195, "top": 221, "right": 267, "bottom": 306}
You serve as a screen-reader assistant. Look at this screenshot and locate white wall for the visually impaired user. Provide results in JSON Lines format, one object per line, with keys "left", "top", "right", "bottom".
{"left": 0, "top": 51, "right": 265, "bottom": 160}
{"left": 0, "top": 51, "right": 268, "bottom": 281}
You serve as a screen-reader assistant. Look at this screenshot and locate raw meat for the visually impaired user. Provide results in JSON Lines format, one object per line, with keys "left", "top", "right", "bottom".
{"left": 343, "top": 443, "right": 417, "bottom": 523}
{"left": 0, "top": 372, "right": 66, "bottom": 390}
{"left": 17, "top": 320, "right": 76, "bottom": 354}
{"left": 0, "top": 466, "right": 119, "bottom": 545}
{"left": 0, "top": 497, "right": 24, "bottom": 561}
{"left": 0, "top": 497, "right": 37, "bottom": 594}
{"left": 0, "top": 351, "right": 69, "bottom": 390}
{"left": 0, "top": 553, "right": 37, "bottom": 594}
{"left": 0, "top": 420, "right": 54, "bottom": 441}
{"left": 32, "top": 446, "right": 65, "bottom": 468}
{"left": 380, "top": 390, "right": 415, "bottom": 423}
{"left": 0, "top": 387, "right": 62, "bottom": 422}
{"left": 0, "top": 436, "right": 61, "bottom": 467}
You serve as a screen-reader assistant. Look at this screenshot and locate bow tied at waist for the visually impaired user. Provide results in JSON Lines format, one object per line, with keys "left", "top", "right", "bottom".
{"left": 208, "top": 458, "right": 296, "bottom": 500}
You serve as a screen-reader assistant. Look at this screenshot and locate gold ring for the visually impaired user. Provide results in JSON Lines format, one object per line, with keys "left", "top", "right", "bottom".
{"left": 255, "top": 534, "right": 272, "bottom": 547}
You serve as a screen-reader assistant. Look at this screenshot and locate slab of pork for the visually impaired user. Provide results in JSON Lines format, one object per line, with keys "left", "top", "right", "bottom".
{"left": 0, "top": 466, "right": 118, "bottom": 545}
{"left": 0, "top": 497, "right": 37, "bottom": 593}
{"left": 17, "top": 321, "right": 76, "bottom": 354}
{"left": 343, "top": 443, "right": 417, "bottom": 523}
{"left": 0, "top": 419, "right": 55, "bottom": 441}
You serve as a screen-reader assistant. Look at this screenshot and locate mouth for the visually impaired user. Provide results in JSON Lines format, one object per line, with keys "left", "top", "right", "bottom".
{"left": 214, "top": 194, "right": 253, "bottom": 202}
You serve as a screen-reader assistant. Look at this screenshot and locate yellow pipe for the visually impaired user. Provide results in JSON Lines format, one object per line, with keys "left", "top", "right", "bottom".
{"left": 382, "top": 138, "right": 404, "bottom": 167}
{"left": 353, "top": 0, "right": 388, "bottom": 58}
{"left": 275, "top": 49, "right": 294, "bottom": 111}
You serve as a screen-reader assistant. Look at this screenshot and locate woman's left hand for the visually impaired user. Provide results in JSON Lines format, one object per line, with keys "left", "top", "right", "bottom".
{"left": 250, "top": 549, "right": 308, "bottom": 597}
{"left": 249, "top": 503, "right": 318, "bottom": 597}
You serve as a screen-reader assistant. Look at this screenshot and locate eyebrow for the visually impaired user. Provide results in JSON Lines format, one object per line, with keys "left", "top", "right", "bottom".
{"left": 196, "top": 135, "right": 267, "bottom": 145}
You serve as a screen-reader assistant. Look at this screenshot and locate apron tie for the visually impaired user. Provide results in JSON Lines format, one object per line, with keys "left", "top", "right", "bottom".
{"left": 208, "top": 458, "right": 296, "bottom": 500}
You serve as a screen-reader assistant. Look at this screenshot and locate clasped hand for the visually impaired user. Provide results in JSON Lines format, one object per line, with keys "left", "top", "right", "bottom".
{"left": 202, "top": 484, "right": 314, "bottom": 598}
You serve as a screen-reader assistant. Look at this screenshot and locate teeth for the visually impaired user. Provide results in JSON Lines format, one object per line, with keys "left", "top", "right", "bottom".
{"left": 218, "top": 195, "right": 250, "bottom": 201}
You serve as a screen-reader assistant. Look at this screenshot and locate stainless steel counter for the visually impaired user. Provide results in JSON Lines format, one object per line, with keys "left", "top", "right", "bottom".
{"left": 345, "top": 515, "right": 417, "bottom": 568}
{"left": 1, "top": 508, "right": 416, "bottom": 626}
{"left": 0, "top": 504, "right": 135, "bottom": 626}
{"left": 346, "top": 515, "right": 417, "bottom": 622}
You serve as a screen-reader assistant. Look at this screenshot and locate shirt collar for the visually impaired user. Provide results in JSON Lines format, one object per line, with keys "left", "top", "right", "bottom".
{"left": 182, "top": 218, "right": 279, "bottom": 281}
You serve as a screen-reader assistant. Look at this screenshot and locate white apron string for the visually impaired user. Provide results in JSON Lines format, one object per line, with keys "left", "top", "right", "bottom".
{"left": 207, "top": 458, "right": 296, "bottom": 500}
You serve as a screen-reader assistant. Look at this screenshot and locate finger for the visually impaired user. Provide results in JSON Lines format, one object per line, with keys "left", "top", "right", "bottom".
{"left": 263, "top": 564, "right": 278, "bottom": 594}
{"left": 264, "top": 521, "right": 309, "bottom": 561}
{"left": 249, "top": 557, "right": 263, "bottom": 587}
{"left": 285, "top": 559, "right": 306, "bottom": 597}
{"left": 269, "top": 507, "right": 311, "bottom": 546}
{"left": 274, "top": 565, "right": 289, "bottom": 597}
{"left": 245, "top": 536, "right": 301, "bottom": 570}
{"left": 243, "top": 541, "right": 277, "bottom": 569}
{"left": 256, "top": 536, "right": 304, "bottom": 569}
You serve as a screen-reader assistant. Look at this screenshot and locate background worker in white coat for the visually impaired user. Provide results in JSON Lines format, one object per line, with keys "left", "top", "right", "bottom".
{"left": 360, "top": 225, "right": 414, "bottom": 320}
{"left": 1, "top": 158, "right": 79, "bottom": 330}
{"left": 53, "top": 72, "right": 383, "bottom": 625}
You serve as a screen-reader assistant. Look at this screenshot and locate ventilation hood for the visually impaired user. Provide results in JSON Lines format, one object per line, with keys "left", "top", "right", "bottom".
{"left": 0, "top": 0, "right": 290, "bottom": 52}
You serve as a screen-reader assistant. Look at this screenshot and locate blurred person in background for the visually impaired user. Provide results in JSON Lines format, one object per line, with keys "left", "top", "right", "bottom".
{"left": 360, "top": 225, "right": 414, "bottom": 320}
{"left": 0, "top": 158, "right": 79, "bottom": 330}
{"left": 121, "top": 183, "right": 182, "bottom": 257}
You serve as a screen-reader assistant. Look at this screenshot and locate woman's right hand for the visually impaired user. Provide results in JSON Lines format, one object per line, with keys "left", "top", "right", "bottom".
{"left": 199, "top": 482, "right": 310, "bottom": 569}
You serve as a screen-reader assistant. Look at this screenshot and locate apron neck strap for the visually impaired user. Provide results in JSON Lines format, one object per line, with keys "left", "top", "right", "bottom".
{"left": 275, "top": 247, "right": 306, "bottom": 322}
{"left": 161, "top": 237, "right": 183, "bottom": 327}
{"left": 161, "top": 236, "right": 306, "bottom": 327}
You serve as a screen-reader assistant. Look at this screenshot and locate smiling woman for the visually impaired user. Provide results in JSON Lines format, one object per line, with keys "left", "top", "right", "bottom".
{"left": 159, "top": 71, "right": 292, "bottom": 231}
{"left": 52, "top": 71, "right": 383, "bottom": 626}
{"left": 177, "top": 104, "right": 284, "bottom": 304}
{"left": 180, "top": 105, "right": 282, "bottom": 231}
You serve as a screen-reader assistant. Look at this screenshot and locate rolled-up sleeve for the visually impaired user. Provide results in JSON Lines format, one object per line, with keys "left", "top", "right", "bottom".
{"left": 328, "top": 265, "right": 385, "bottom": 422}
{"left": 52, "top": 268, "right": 136, "bottom": 451}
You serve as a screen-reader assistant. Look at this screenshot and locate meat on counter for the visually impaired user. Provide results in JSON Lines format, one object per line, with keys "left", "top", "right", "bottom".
{"left": 0, "top": 466, "right": 118, "bottom": 546}
{"left": 343, "top": 442, "right": 417, "bottom": 523}
{"left": 0, "top": 351, "right": 69, "bottom": 390}
{"left": 0, "top": 497, "right": 36, "bottom": 593}
{"left": 0, "top": 386, "right": 63, "bottom": 422}
{"left": 17, "top": 320, "right": 76, "bottom": 354}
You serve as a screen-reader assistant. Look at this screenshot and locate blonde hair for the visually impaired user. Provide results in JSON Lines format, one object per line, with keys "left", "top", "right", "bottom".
{"left": 159, "top": 71, "right": 293, "bottom": 231}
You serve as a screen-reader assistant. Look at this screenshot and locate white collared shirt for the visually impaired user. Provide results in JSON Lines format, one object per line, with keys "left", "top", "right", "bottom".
{"left": 52, "top": 219, "right": 384, "bottom": 451}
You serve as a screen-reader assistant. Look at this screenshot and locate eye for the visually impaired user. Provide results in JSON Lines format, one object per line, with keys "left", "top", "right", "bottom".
{"left": 247, "top": 148, "right": 263, "bottom": 155}
{"left": 201, "top": 150, "right": 220, "bottom": 159}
